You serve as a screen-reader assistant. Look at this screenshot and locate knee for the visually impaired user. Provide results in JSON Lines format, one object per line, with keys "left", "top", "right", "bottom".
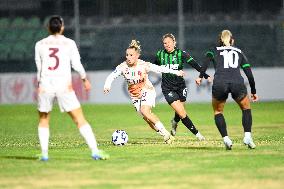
{"left": 176, "top": 111, "right": 186, "bottom": 119}
{"left": 214, "top": 110, "right": 223, "bottom": 115}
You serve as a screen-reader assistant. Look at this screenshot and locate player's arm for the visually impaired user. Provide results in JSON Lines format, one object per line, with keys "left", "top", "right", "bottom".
{"left": 69, "top": 41, "right": 91, "bottom": 90}
{"left": 103, "top": 66, "right": 122, "bottom": 93}
{"left": 148, "top": 62, "right": 184, "bottom": 77}
{"left": 199, "top": 50, "right": 214, "bottom": 78}
{"left": 35, "top": 42, "right": 42, "bottom": 87}
{"left": 184, "top": 51, "right": 210, "bottom": 79}
{"left": 70, "top": 41, "right": 87, "bottom": 80}
{"left": 240, "top": 54, "right": 258, "bottom": 101}
{"left": 153, "top": 50, "right": 161, "bottom": 65}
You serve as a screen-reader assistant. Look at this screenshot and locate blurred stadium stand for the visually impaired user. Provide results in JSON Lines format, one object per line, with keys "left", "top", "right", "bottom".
{"left": 0, "top": 0, "right": 283, "bottom": 72}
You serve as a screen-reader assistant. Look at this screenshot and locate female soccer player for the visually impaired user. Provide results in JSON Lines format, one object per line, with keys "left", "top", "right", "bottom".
{"left": 104, "top": 40, "right": 184, "bottom": 144}
{"left": 35, "top": 15, "right": 109, "bottom": 161}
{"left": 196, "top": 30, "right": 259, "bottom": 150}
{"left": 154, "top": 33, "right": 209, "bottom": 140}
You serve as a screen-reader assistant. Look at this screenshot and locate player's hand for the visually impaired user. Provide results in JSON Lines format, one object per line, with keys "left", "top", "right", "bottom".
{"left": 207, "top": 76, "right": 213, "bottom": 83}
{"left": 251, "top": 93, "right": 259, "bottom": 102}
{"left": 177, "top": 70, "right": 185, "bottom": 77}
{"left": 104, "top": 88, "right": 110, "bottom": 94}
{"left": 195, "top": 78, "right": 202, "bottom": 86}
{"left": 83, "top": 78, "right": 91, "bottom": 91}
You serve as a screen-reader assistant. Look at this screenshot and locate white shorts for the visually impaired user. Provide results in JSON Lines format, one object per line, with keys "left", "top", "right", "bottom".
{"left": 131, "top": 89, "right": 156, "bottom": 113}
{"left": 38, "top": 90, "right": 81, "bottom": 113}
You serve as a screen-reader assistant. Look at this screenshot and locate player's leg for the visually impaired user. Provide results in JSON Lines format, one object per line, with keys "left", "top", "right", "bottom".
{"left": 37, "top": 91, "right": 54, "bottom": 161}
{"left": 38, "top": 111, "right": 50, "bottom": 161}
{"left": 212, "top": 82, "right": 231, "bottom": 150}
{"left": 235, "top": 96, "right": 255, "bottom": 149}
{"left": 212, "top": 97, "right": 232, "bottom": 150}
{"left": 59, "top": 91, "right": 108, "bottom": 160}
{"left": 140, "top": 90, "right": 174, "bottom": 143}
{"left": 170, "top": 88, "right": 187, "bottom": 135}
{"left": 143, "top": 116, "right": 157, "bottom": 131}
{"left": 170, "top": 100, "right": 205, "bottom": 140}
{"left": 140, "top": 105, "right": 174, "bottom": 144}
{"left": 232, "top": 83, "right": 256, "bottom": 149}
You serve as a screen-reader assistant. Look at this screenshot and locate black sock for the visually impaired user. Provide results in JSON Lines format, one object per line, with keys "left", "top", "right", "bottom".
{"left": 181, "top": 115, "right": 198, "bottom": 135}
{"left": 214, "top": 113, "right": 228, "bottom": 137}
{"left": 242, "top": 109, "right": 252, "bottom": 132}
{"left": 174, "top": 112, "right": 180, "bottom": 123}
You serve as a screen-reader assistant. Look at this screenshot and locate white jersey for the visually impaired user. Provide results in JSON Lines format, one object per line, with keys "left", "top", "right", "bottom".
{"left": 35, "top": 35, "right": 86, "bottom": 92}
{"left": 104, "top": 59, "right": 180, "bottom": 99}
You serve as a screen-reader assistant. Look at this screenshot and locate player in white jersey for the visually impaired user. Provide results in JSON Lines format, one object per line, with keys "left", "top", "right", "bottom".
{"left": 35, "top": 15, "right": 109, "bottom": 161}
{"left": 104, "top": 40, "right": 184, "bottom": 144}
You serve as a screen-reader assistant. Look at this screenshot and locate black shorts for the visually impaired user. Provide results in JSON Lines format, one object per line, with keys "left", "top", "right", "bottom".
{"left": 162, "top": 87, "right": 187, "bottom": 105}
{"left": 212, "top": 82, "right": 247, "bottom": 101}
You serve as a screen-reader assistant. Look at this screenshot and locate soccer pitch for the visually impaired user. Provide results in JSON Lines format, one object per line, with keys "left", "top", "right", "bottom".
{"left": 0, "top": 102, "right": 283, "bottom": 189}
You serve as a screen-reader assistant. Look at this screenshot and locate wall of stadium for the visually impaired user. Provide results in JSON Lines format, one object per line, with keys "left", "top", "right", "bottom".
{"left": 0, "top": 67, "right": 283, "bottom": 104}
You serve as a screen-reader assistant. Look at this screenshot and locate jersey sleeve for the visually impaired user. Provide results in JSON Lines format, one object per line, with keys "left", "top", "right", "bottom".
{"left": 240, "top": 52, "right": 256, "bottom": 94}
{"left": 182, "top": 50, "right": 210, "bottom": 79}
{"left": 154, "top": 50, "right": 161, "bottom": 65}
{"left": 70, "top": 41, "right": 87, "bottom": 79}
{"left": 35, "top": 42, "right": 42, "bottom": 82}
{"left": 104, "top": 65, "right": 123, "bottom": 89}
{"left": 148, "top": 62, "right": 180, "bottom": 75}
{"left": 199, "top": 48, "right": 215, "bottom": 78}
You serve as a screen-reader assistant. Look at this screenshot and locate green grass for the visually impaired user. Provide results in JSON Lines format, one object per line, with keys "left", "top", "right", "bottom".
{"left": 0, "top": 101, "right": 283, "bottom": 189}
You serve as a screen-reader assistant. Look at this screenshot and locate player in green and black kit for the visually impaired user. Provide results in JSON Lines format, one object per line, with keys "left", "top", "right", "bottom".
{"left": 196, "top": 30, "right": 259, "bottom": 150}
{"left": 154, "top": 33, "right": 210, "bottom": 140}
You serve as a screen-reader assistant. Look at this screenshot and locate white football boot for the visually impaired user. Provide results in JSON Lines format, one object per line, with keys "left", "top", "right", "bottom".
{"left": 243, "top": 137, "right": 256, "bottom": 149}
{"left": 196, "top": 131, "right": 205, "bottom": 141}
{"left": 223, "top": 136, "right": 233, "bottom": 150}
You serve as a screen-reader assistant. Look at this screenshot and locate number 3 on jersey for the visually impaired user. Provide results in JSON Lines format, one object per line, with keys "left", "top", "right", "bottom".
{"left": 48, "top": 48, "right": 59, "bottom": 70}
{"left": 220, "top": 50, "right": 239, "bottom": 68}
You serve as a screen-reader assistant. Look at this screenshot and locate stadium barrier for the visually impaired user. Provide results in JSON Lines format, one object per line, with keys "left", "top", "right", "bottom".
{"left": 0, "top": 67, "right": 283, "bottom": 104}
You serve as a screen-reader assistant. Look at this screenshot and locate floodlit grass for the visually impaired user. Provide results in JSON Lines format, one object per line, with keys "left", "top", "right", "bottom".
{"left": 0, "top": 102, "right": 283, "bottom": 189}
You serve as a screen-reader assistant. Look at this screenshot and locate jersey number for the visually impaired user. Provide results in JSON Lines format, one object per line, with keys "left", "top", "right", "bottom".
{"left": 48, "top": 48, "right": 59, "bottom": 70}
{"left": 220, "top": 50, "right": 239, "bottom": 68}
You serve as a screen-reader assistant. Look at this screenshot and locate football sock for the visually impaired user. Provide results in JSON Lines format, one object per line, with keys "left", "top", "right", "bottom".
{"left": 79, "top": 124, "right": 99, "bottom": 154}
{"left": 244, "top": 132, "right": 252, "bottom": 138}
{"left": 174, "top": 112, "right": 181, "bottom": 123}
{"left": 242, "top": 109, "right": 252, "bottom": 132}
{"left": 155, "top": 121, "right": 167, "bottom": 136}
{"left": 181, "top": 115, "right": 198, "bottom": 135}
{"left": 38, "top": 126, "right": 49, "bottom": 157}
{"left": 214, "top": 113, "right": 228, "bottom": 137}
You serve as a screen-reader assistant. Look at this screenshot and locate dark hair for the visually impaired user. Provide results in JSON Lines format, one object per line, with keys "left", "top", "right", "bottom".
{"left": 48, "top": 15, "right": 64, "bottom": 34}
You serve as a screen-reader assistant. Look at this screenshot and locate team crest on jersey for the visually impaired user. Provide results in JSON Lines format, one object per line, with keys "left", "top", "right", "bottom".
{"left": 168, "top": 92, "right": 174, "bottom": 97}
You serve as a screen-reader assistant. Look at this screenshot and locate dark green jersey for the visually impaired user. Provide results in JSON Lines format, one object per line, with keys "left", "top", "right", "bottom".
{"left": 154, "top": 48, "right": 202, "bottom": 90}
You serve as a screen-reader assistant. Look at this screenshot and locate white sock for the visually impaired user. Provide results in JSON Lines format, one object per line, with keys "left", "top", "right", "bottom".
{"left": 79, "top": 124, "right": 99, "bottom": 154}
{"left": 223, "top": 136, "right": 230, "bottom": 141}
{"left": 38, "top": 127, "right": 49, "bottom": 157}
{"left": 155, "top": 121, "right": 167, "bottom": 136}
{"left": 244, "top": 132, "right": 251, "bottom": 138}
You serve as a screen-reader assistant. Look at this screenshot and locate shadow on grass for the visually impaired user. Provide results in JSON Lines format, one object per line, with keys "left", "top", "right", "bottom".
{"left": 1, "top": 155, "right": 38, "bottom": 160}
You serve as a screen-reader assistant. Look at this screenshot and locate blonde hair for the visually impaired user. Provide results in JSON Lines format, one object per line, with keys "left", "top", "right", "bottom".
{"left": 219, "top": 30, "right": 233, "bottom": 46}
{"left": 162, "top": 33, "right": 176, "bottom": 42}
{"left": 128, "top": 40, "right": 141, "bottom": 54}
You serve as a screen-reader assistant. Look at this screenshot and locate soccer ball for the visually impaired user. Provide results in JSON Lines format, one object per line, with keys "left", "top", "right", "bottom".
{"left": 112, "top": 130, "right": 128, "bottom": 145}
